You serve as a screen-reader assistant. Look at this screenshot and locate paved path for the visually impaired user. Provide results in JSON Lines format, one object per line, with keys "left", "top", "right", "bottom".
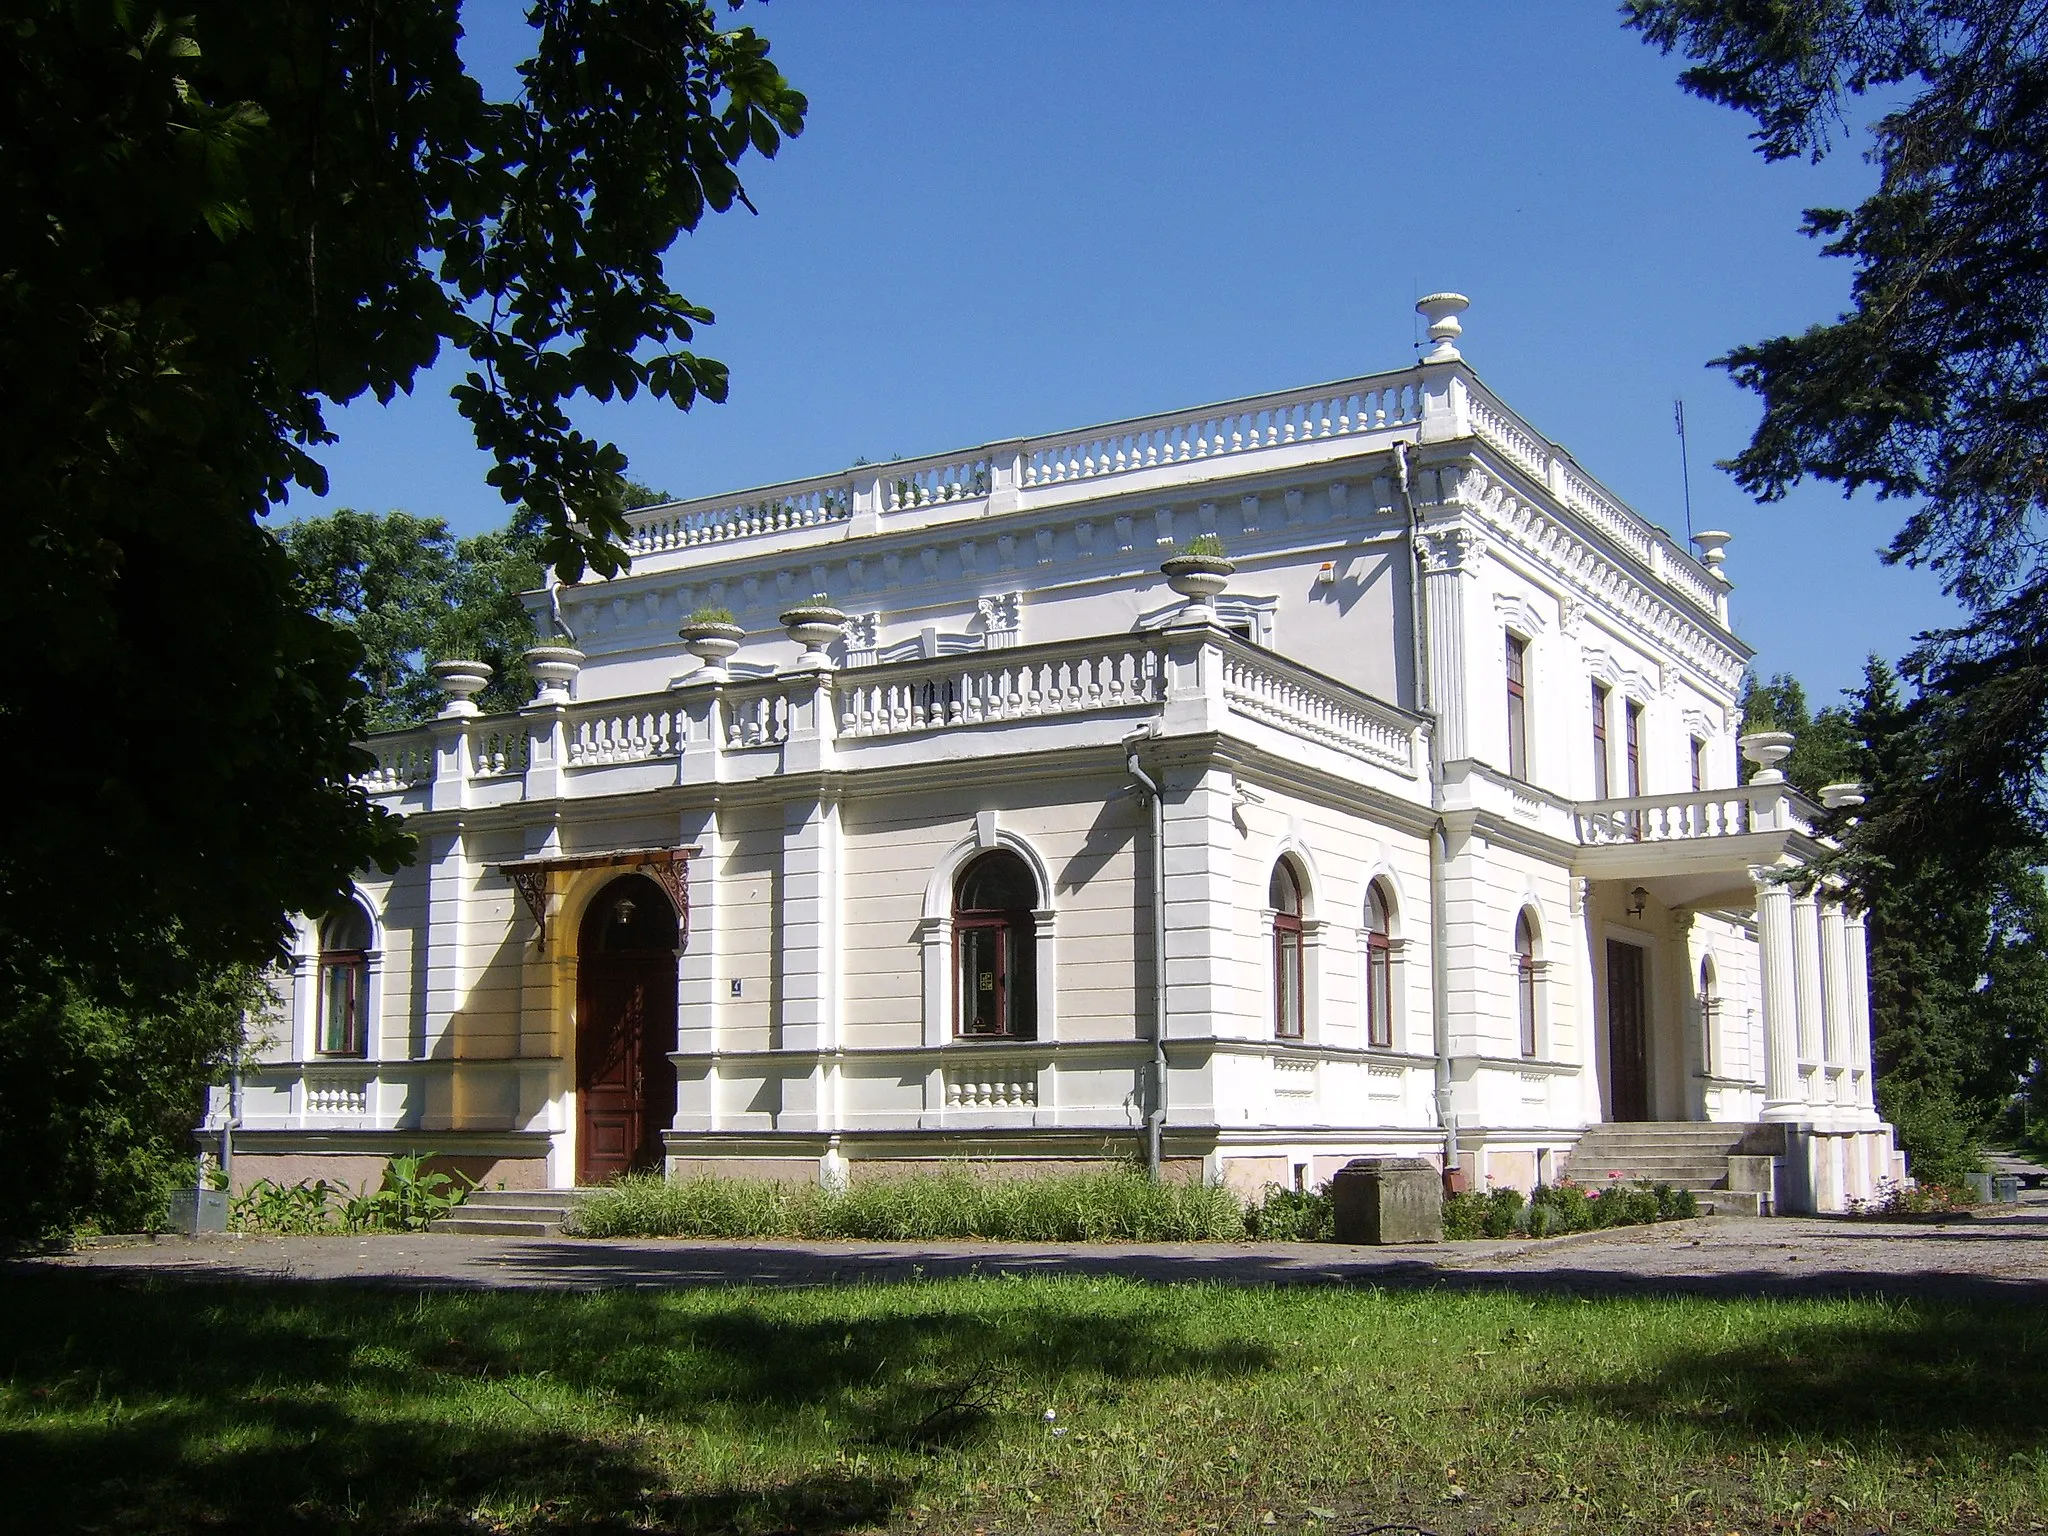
{"left": 22, "top": 1209, "right": 2048, "bottom": 1302}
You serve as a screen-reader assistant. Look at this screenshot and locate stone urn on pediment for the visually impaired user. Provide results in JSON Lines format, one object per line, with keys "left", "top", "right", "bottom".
{"left": 521, "top": 644, "right": 584, "bottom": 705}
{"left": 779, "top": 600, "right": 848, "bottom": 670}
{"left": 1160, "top": 541, "right": 1236, "bottom": 624}
{"left": 430, "top": 659, "right": 493, "bottom": 718}
{"left": 1737, "top": 730, "right": 1796, "bottom": 784}
{"left": 678, "top": 614, "right": 745, "bottom": 682}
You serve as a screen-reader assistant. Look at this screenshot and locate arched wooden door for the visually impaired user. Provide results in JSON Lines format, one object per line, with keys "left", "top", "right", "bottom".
{"left": 576, "top": 874, "right": 679, "bottom": 1185}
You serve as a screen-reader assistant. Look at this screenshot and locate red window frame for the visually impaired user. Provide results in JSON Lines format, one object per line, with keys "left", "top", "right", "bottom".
{"left": 1272, "top": 864, "right": 1305, "bottom": 1040}
{"left": 1364, "top": 884, "right": 1392, "bottom": 1049}
{"left": 952, "top": 852, "right": 1037, "bottom": 1040}
{"left": 319, "top": 953, "right": 367, "bottom": 1056}
{"left": 1505, "top": 634, "right": 1529, "bottom": 780}
{"left": 1625, "top": 701, "right": 1644, "bottom": 797}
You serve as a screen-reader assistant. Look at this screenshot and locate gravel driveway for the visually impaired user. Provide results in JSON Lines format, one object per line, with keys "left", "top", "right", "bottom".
{"left": 21, "top": 1209, "right": 2048, "bottom": 1302}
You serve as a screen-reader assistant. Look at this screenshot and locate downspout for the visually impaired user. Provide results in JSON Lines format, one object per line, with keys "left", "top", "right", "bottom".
{"left": 1393, "top": 441, "right": 1460, "bottom": 1179}
{"left": 1126, "top": 730, "right": 1169, "bottom": 1178}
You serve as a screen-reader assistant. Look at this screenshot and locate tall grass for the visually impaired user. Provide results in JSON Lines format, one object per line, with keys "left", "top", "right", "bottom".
{"left": 569, "top": 1166, "right": 1248, "bottom": 1242}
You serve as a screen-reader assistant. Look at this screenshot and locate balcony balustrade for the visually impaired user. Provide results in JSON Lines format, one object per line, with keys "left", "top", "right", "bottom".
{"left": 613, "top": 365, "right": 1721, "bottom": 623}
{"left": 350, "top": 628, "right": 1426, "bottom": 807}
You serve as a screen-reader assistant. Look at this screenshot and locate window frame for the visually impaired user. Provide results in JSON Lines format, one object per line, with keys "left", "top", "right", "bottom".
{"left": 1514, "top": 911, "right": 1539, "bottom": 1059}
{"left": 951, "top": 850, "right": 1038, "bottom": 1041}
{"left": 1591, "top": 680, "right": 1611, "bottom": 799}
{"left": 1624, "top": 700, "right": 1644, "bottom": 797}
{"left": 1505, "top": 632, "right": 1529, "bottom": 781}
{"left": 313, "top": 902, "right": 374, "bottom": 1058}
{"left": 1271, "top": 862, "right": 1306, "bottom": 1041}
{"left": 1690, "top": 736, "right": 1705, "bottom": 793}
{"left": 1364, "top": 882, "right": 1393, "bottom": 1050}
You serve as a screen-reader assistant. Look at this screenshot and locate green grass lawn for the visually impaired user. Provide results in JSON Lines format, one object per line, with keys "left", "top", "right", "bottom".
{"left": 3, "top": 1272, "right": 2044, "bottom": 1535}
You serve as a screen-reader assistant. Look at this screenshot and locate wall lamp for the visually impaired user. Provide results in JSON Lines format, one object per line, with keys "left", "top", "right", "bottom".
{"left": 1626, "top": 886, "right": 1649, "bottom": 919}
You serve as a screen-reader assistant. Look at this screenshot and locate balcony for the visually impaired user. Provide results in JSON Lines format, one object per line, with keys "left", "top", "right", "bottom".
{"left": 353, "top": 627, "right": 1428, "bottom": 814}
{"left": 1570, "top": 784, "right": 1824, "bottom": 908}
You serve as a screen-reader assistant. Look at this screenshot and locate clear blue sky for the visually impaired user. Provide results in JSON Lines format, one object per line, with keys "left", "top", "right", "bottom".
{"left": 288, "top": 2, "right": 1961, "bottom": 708}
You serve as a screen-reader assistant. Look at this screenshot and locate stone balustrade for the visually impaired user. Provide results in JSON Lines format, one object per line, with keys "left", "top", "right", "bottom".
{"left": 1572, "top": 782, "right": 1819, "bottom": 847}
{"left": 351, "top": 628, "right": 1427, "bottom": 803}
{"left": 614, "top": 365, "right": 1720, "bottom": 621}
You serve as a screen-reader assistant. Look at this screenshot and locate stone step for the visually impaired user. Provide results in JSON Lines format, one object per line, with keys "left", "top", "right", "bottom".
{"left": 429, "top": 1216, "right": 564, "bottom": 1238}
{"left": 429, "top": 1186, "right": 591, "bottom": 1236}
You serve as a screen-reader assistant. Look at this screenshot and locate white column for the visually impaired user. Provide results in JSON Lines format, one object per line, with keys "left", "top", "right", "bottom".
{"left": 1819, "top": 898, "right": 1852, "bottom": 1104}
{"left": 1845, "top": 907, "right": 1877, "bottom": 1112}
{"left": 1754, "top": 868, "right": 1804, "bottom": 1120}
{"left": 1790, "top": 888, "right": 1825, "bottom": 1104}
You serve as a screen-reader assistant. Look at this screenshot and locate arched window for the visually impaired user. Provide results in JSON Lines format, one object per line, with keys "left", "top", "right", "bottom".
{"left": 1697, "top": 955, "right": 1718, "bottom": 1077}
{"left": 954, "top": 850, "right": 1037, "bottom": 1038}
{"left": 1364, "top": 881, "right": 1393, "bottom": 1048}
{"left": 1515, "top": 910, "right": 1539, "bottom": 1058}
{"left": 318, "top": 900, "right": 374, "bottom": 1057}
{"left": 1272, "top": 861, "right": 1305, "bottom": 1039}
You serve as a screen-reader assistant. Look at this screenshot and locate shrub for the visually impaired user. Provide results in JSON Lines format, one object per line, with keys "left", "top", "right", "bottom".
{"left": 232, "top": 1155, "right": 472, "bottom": 1235}
{"left": 1442, "top": 1189, "right": 1486, "bottom": 1240}
{"left": 0, "top": 962, "right": 261, "bottom": 1244}
{"left": 1245, "top": 1183, "right": 1334, "bottom": 1241}
{"left": 685, "top": 605, "right": 738, "bottom": 627}
{"left": 1175, "top": 533, "right": 1228, "bottom": 559}
{"left": 569, "top": 1167, "right": 1246, "bottom": 1243}
{"left": 1443, "top": 1178, "right": 1694, "bottom": 1242}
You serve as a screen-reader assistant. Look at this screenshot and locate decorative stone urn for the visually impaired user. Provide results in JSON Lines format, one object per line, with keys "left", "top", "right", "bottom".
{"left": 1737, "top": 730, "right": 1796, "bottom": 784}
{"left": 1819, "top": 781, "right": 1869, "bottom": 811}
{"left": 678, "top": 618, "right": 745, "bottom": 680}
{"left": 1691, "top": 529, "right": 1733, "bottom": 574}
{"left": 430, "top": 659, "right": 492, "bottom": 718}
{"left": 521, "top": 644, "right": 584, "bottom": 706}
{"left": 778, "top": 601, "right": 848, "bottom": 669}
{"left": 1159, "top": 550, "right": 1236, "bottom": 623}
{"left": 1415, "top": 291, "right": 1471, "bottom": 363}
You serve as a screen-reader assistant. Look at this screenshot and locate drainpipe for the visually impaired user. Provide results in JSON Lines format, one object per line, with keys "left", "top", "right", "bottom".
{"left": 1393, "top": 441, "right": 1459, "bottom": 1179}
{"left": 1125, "top": 729, "right": 1169, "bottom": 1178}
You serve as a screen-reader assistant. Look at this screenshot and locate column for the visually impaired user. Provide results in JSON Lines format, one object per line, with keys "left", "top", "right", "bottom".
{"left": 1790, "top": 888, "right": 1825, "bottom": 1104}
{"left": 1819, "top": 898, "right": 1852, "bottom": 1105}
{"left": 1844, "top": 907, "right": 1877, "bottom": 1113}
{"left": 1753, "top": 867, "right": 1804, "bottom": 1120}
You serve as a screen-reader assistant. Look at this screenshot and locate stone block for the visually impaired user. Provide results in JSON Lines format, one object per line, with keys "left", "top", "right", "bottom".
{"left": 1331, "top": 1156, "right": 1442, "bottom": 1244}
{"left": 1727, "top": 1154, "right": 1777, "bottom": 1214}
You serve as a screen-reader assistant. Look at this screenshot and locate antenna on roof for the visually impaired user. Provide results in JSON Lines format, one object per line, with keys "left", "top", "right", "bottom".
{"left": 1673, "top": 398, "right": 1695, "bottom": 542}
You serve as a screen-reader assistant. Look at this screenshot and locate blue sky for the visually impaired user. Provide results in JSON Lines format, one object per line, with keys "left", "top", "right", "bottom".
{"left": 288, "top": 2, "right": 1961, "bottom": 708}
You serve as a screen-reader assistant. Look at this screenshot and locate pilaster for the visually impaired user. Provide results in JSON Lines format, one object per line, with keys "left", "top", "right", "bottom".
{"left": 1414, "top": 518, "right": 1484, "bottom": 763}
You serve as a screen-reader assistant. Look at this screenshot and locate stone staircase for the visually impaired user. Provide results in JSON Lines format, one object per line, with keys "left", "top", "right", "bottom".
{"left": 1565, "top": 1122, "right": 1781, "bottom": 1216}
{"left": 428, "top": 1187, "right": 592, "bottom": 1238}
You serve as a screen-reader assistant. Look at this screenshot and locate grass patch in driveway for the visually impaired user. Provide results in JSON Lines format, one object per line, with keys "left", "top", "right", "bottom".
{"left": 2, "top": 1271, "right": 2045, "bottom": 1533}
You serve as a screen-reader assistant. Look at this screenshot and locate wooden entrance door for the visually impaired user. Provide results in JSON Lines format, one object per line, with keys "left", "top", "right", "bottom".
{"left": 576, "top": 875, "right": 679, "bottom": 1185}
{"left": 1606, "top": 938, "right": 1650, "bottom": 1121}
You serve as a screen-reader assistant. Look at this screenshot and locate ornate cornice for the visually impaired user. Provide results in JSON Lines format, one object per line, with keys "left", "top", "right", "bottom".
{"left": 1441, "top": 460, "right": 1746, "bottom": 694}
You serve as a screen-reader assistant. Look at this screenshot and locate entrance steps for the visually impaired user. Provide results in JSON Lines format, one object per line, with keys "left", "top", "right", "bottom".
{"left": 428, "top": 1187, "right": 594, "bottom": 1238}
{"left": 1566, "top": 1122, "right": 1780, "bottom": 1216}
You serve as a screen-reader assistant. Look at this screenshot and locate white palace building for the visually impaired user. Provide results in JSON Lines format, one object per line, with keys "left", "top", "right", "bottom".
{"left": 223, "top": 296, "right": 1900, "bottom": 1214}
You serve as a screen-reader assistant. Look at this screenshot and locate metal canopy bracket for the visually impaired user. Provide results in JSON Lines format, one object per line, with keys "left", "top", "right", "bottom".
{"left": 497, "top": 845, "right": 699, "bottom": 954}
